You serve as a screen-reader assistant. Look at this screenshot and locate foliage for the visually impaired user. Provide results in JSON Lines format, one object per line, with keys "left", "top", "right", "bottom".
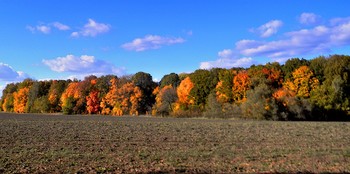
{"left": 189, "top": 69, "right": 220, "bottom": 107}
{"left": 1, "top": 54, "right": 350, "bottom": 120}
{"left": 132, "top": 72, "right": 156, "bottom": 114}
{"left": 153, "top": 85, "right": 178, "bottom": 116}
{"left": 174, "top": 77, "right": 194, "bottom": 111}
{"left": 283, "top": 65, "right": 319, "bottom": 98}
{"left": 241, "top": 84, "right": 278, "bottom": 120}
{"left": 215, "top": 69, "right": 235, "bottom": 103}
{"left": 232, "top": 71, "right": 250, "bottom": 103}
{"left": 282, "top": 58, "right": 309, "bottom": 80}
{"left": 159, "top": 73, "right": 180, "bottom": 88}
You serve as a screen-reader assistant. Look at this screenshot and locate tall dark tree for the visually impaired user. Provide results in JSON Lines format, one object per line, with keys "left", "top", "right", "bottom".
{"left": 309, "top": 56, "right": 327, "bottom": 83}
{"left": 132, "top": 72, "right": 157, "bottom": 114}
{"left": 189, "top": 69, "right": 219, "bottom": 108}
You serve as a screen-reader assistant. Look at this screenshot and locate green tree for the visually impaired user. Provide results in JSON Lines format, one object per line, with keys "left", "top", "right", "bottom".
{"left": 241, "top": 84, "right": 278, "bottom": 120}
{"left": 159, "top": 73, "right": 180, "bottom": 88}
{"left": 62, "top": 96, "right": 75, "bottom": 115}
{"left": 309, "top": 56, "right": 327, "bottom": 83}
{"left": 189, "top": 69, "right": 219, "bottom": 108}
{"left": 282, "top": 58, "right": 309, "bottom": 80}
{"left": 310, "top": 55, "right": 350, "bottom": 119}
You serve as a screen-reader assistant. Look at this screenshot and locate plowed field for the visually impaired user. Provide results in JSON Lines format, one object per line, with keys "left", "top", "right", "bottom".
{"left": 1, "top": 113, "right": 349, "bottom": 173}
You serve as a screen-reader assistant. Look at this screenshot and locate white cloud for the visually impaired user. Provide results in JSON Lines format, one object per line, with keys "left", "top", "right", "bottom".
{"left": 52, "top": 22, "right": 70, "bottom": 30}
{"left": 236, "top": 17, "right": 350, "bottom": 59}
{"left": 122, "top": 35, "right": 185, "bottom": 51}
{"left": 71, "top": 19, "right": 110, "bottom": 37}
{"left": 299, "top": 13, "right": 320, "bottom": 25}
{"left": 42, "top": 55, "right": 125, "bottom": 76}
{"left": 200, "top": 49, "right": 254, "bottom": 69}
{"left": 201, "top": 16, "right": 350, "bottom": 69}
{"left": 200, "top": 57, "right": 253, "bottom": 69}
{"left": 27, "top": 22, "right": 70, "bottom": 34}
{"left": 218, "top": 49, "right": 233, "bottom": 58}
{"left": 252, "top": 20, "right": 283, "bottom": 38}
{"left": 36, "top": 25, "right": 51, "bottom": 34}
{"left": 0, "top": 63, "right": 29, "bottom": 82}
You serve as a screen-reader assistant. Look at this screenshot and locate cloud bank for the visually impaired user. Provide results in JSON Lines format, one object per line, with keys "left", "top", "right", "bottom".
{"left": 201, "top": 14, "right": 350, "bottom": 69}
{"left": 43, "top": 55, "right": 125, "bottom": 76}
{"left": 0, "top": 63, "right": 29, "bottom": 82}
{"left": 299, "top": 13, "right": 321, "bottom": 25}
{"left": 122, "top": 35, "right": 185, "bottom": 51}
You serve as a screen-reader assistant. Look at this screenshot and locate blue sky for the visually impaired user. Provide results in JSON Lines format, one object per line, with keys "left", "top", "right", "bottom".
{"left": 1, "top": 0, "right": 350, "bottom": 95}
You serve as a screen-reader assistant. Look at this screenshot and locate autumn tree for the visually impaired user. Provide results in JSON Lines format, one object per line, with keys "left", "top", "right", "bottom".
{"left": 60, "top": 82, "right": 82, "bottom": 114}
{"left": 86, "top": 90, "right": 99, "bottom": 114}
{"left": 48, "top": 80, "right": 69, "bottom": 112}
{"left": 100, "top": 78, "right": 142, "bottom": 116}
{"left": 282, "top": 58, "right": 309, "bottom": 80}
{"left": 13, "top": 87, "right": 30, "bottom": 113}
{"left": 100, "top": 77, "right": 118, "bottom": 115}
{"left": 153, "top": 85, "right": 178, "bottom": 116}
{"left": 283, "top": 65, "right": 319, "bottom": 98}
{"left": 232, "top": 71, "right": 250, "bottom": 103}
{"left": 273, "top": 88, "right": 312, "bottom": 120}
{"left": 95, "top": 75, "right": 117, "bottom": 99}
{"left": 117, "top": 82, "right": 142, "bottom": 116}
{"left": 1, "top": 83, "right": 17, "bottom": 112}
{"left": 175, "top": 77, "right": 194, "bottom": 111}
{"left": 215, "top": 69, "right": 235, "bottom": 103}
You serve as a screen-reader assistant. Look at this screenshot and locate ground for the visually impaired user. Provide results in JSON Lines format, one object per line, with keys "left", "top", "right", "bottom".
{"left": 0, "top": 113, "right": 350, "bottom": 173}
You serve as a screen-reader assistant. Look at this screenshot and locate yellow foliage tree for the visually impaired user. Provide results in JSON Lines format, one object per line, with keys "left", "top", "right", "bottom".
{"left": 284, "top": 65, "right": 319, "bottom": 98}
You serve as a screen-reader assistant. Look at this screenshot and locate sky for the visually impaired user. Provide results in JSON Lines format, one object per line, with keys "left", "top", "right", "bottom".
{"left": 1, "top": 0, "right": 350, "bottom": 96}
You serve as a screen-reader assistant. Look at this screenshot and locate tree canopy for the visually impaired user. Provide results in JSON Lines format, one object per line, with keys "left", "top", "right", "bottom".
{"left": 1, "top": 55, "right": 349, "bottom": 121}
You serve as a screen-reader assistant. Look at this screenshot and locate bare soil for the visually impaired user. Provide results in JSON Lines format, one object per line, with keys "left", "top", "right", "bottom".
{"left": 0, "top": 113, "right": 349, "bottom": 173}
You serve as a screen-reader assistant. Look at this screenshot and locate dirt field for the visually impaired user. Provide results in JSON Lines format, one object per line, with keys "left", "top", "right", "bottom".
{"left": 0, "top": 113, "right": 349, "bottom": 173}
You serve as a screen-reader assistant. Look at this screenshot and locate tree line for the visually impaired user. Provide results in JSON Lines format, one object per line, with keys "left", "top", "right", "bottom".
{"left": 1, "top": 54, "right": 349, "bottom": 121}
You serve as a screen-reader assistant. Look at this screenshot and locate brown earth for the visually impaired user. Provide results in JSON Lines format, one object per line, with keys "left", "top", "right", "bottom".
{"left": 0, "top": 112, "right": 349, "bottom": 173}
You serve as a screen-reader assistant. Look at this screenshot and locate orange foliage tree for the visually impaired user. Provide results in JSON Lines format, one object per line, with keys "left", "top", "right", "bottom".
{"left": 174, "top": 77, "right": 194, "bottom": 111}
{"left": 85, "top": 79, "right": 100, "bottom": 114}
{"left": 232, "top": 71, "right": 250, "bottom": 103}
{"left": 13, "top": 87, "right": 30, "bottom": 113}
{"left": 100, "top": 78, "right": 118, "bottom": 115}
{"left": 86, "top": 90, "right": 99, "bottom": 114}
{"left": 152, "top": 85, "right": 178, "bottom": 115}
{"left": 100, "top": 78, "right": 142, "bottom": 116}
{"left": 60, "top": 82, "right": 83, "bottom": 114}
